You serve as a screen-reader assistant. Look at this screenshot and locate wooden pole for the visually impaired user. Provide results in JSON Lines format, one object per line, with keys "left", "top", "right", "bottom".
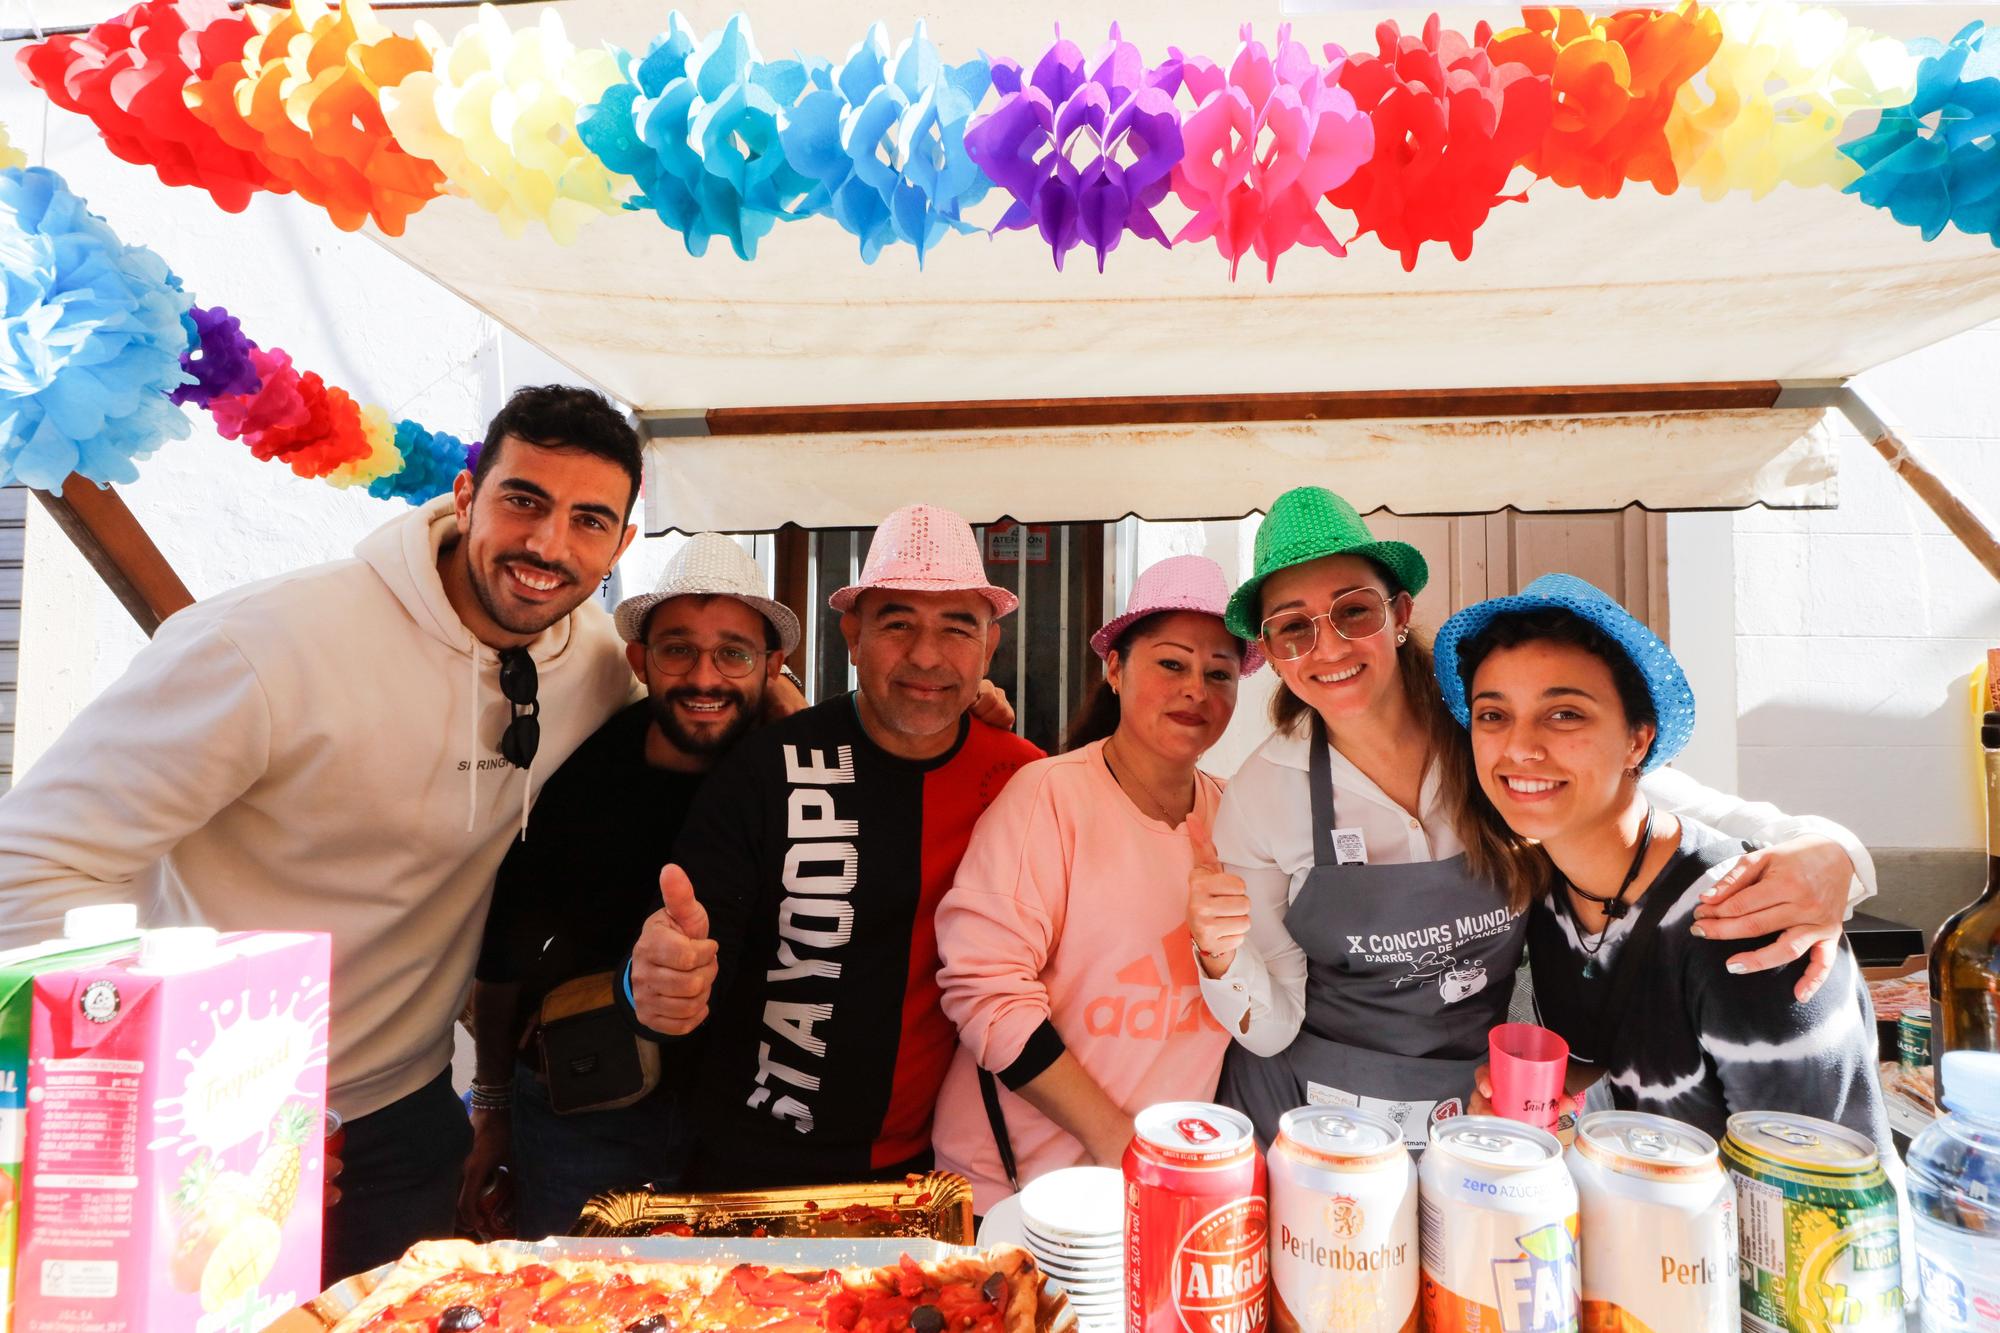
{"left": 1820, "top": 386, "right": 2000, "bottom": 584}
{"left": 33, "top": 474, "right": 194, "bottom": 636}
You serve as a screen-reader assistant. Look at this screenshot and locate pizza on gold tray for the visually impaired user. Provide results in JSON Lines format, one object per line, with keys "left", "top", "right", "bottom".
{"left": 330, "top": 1239, "right": 1057, "bottom": 1333}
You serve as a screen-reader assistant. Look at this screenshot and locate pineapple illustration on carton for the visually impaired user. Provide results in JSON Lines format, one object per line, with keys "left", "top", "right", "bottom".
{"left": 15, "top": 931, "right": 330, "bottom": 1333}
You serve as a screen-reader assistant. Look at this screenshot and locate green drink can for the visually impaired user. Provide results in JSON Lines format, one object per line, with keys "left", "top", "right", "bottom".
{"left": 1898, "top": 1010, "right": 1933, "bottom": 1073}
{"left": 1721, "top": 1112, "right": 1903, "bottom": 1333}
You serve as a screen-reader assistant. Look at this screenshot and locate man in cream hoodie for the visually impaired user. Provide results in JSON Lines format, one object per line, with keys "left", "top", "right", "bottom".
{"left": 0, "top": 385, "right": 645, "bottom": 1279}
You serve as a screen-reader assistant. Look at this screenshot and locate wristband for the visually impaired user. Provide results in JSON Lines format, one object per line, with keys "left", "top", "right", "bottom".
{"left": 468, "top": 1081, "right": 514, "bottom": 1112}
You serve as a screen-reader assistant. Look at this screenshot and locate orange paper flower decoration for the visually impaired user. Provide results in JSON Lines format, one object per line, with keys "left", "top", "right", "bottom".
{"left": 1487, "top": 3, "right": 1722, "bottom": 198}
{"left": 324, "top": 404, "right": 403, "bottom": 488}
{"left": 16, "top": 0, "right": 283, "bottom": 211}
{"left": 184, "top": 0, "right": 444, "bottom": 233}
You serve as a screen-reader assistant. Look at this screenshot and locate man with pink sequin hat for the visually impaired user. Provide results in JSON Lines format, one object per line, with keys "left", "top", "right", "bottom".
{"left": 618, "top": 503, "right": 1043, "bottom": 1189}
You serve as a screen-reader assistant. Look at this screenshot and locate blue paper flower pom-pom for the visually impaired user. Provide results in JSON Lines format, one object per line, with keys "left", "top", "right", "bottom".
{"left": 0, "top": 166, "right": 194, "bottom": 489}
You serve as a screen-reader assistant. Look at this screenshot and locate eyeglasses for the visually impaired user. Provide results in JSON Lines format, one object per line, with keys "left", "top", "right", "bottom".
{"left": 646, "top": 641, "right": 762, "bottom": 679}
{"left": 1259, "top": 588, "right": 1395, "bottom": 661}
{"left": 497, "top": 647, "right": 540, "bottom": 769}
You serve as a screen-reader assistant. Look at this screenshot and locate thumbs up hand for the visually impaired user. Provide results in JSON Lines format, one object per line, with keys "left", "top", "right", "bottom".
{"left": 1186, "top": 813, "right": 1250, "bottom": 979}
{"left": 632, "top": 863, "right": 720, "bottom": 1035}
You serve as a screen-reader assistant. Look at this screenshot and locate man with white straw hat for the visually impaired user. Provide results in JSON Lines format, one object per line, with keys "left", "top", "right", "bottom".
{"left": 464, "top": 533, "right": 800, "bottom": 1237}
{"left": 620, "top": 503, "right": 1043, "bottom": 1190}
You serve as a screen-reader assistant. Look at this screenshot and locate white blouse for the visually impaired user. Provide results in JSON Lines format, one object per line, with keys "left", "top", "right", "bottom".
{"left": 1198, "top": 723, "right": 1879, "bottom": 1057}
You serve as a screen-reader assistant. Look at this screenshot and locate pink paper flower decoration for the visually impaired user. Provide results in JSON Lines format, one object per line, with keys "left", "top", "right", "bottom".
{"left": 1329, "top": 16, "right": 1555, "bottom": 271}
{"left": 1170, "top": 25, "right": 1373, "bottom": 280}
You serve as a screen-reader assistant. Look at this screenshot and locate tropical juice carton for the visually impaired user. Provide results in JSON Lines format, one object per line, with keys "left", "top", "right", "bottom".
{"left": 0, "top": 907, "right": 142, "bottom": 1333}
{"left": 16, "top": 928, "right": 330, "bottom": 1333}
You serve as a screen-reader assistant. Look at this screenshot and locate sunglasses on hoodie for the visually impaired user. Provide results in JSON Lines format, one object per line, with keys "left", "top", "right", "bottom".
{"left": 498, "top": 647, "right": 540, "bottom": 770}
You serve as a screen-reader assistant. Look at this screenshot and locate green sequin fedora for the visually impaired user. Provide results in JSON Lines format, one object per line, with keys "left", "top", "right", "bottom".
{"left": 1224, "top": 487, "right": 1430, "bottom": 640}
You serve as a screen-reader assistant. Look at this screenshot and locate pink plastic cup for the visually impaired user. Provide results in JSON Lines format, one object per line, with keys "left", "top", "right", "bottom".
{"left": 1487, "top": 1022, "right": 1570, "bottom": 1131}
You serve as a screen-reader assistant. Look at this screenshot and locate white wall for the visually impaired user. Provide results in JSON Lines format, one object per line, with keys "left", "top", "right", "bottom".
{"left": 1729, "top": 322, "right": 2000, "bottom": 853}
{"left": 1, "top": 80, "right": 702, "bottom": 774}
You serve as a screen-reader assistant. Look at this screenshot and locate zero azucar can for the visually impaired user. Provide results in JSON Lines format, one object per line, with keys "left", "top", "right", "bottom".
{"left": 1269, "top": 1106, "right": 1417, "bottom": 1333}
{"left": 1418, "top": 1115, "right": 1580, "bottom": 1333}
{"left": 1125, "top": 1102, "right": 1269, "bottom": 1333}
{"left": 1565, "top": 1110, "right": 1737, "bottom": 1332}
{"left": 1721, "top": 1111, "right": 1903, "bottom": 1332}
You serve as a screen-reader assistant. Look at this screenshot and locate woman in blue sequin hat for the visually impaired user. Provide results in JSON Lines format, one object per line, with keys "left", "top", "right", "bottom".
{"left": 1437, "top": 574, "right": 1890, "bottom": 1143}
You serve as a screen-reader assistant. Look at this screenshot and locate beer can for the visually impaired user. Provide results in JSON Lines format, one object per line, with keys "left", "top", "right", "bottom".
{"left": 1418, "top": 1115, "right": 1580, "bottom": 1333}
{"left": 1269, "top": 1107, "right": 1417, "bottom": 1333}
{"left": 1125, "top": 1102, "right": 1269, "bottom": 1333}
{"left": 1565, "top": 1110, "right": 1737, "bottom": 1331}
{"left": 1721, "top": 1111, "right": 1903, "bottom": 1332}
{"left": 1899, "top": 1011, "right": 1933, "bottom": 1074}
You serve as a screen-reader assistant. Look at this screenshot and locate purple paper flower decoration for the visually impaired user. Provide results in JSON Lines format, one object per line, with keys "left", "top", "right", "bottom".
{"left": 172, "top": 303, "right": 258, "bottom": 408}
{"left": 965, "top": 25, "right": 1186, "bottom": 272}
{"left": 1172, "top": 25, "right": 1374, "bottom": 281}
{"left": 1842, "top": 21, "right": 2000, "bottom": 246}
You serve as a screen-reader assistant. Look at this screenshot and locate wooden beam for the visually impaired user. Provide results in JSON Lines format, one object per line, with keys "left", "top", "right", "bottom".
{"left": 33, "top": 474, "right": 193, "bottom": 636}
{"left": 770, "top": 523, "right": 811, "bottom": 680}
{"left": 689, "top": 382, "right": 1785, "bottom": 438}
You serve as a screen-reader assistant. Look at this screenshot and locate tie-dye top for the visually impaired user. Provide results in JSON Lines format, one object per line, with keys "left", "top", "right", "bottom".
{"left": 1528, "top": 818, "right": 1890, "bottom": 1148}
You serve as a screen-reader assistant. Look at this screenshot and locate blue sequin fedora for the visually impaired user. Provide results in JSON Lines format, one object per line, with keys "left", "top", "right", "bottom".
{"left": 1432, "top": 573, "right": 1695, "bottom": 772}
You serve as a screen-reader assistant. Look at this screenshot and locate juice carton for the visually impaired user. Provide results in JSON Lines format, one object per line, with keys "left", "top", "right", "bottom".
{"left": 0, "top": 908, "right": 142, "bottom": 1333}
{"left": 16, "top": 928, "right": 330, "bottom": 1333}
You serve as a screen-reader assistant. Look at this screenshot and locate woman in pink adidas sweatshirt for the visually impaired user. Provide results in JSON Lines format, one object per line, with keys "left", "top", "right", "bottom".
{"left": 934, "top": 556, "right": 1264, "bottom": 1212}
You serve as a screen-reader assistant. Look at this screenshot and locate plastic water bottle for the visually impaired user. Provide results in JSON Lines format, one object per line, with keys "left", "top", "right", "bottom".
{"left": 1910, "top": 1050, "right": 2000, "bottom": 1329}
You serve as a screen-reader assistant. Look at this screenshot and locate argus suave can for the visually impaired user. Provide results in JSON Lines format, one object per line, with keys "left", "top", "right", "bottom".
{"left": 1565, "top": 1111, "right": 1737, "bottom": 1331}
{"left": 1418, "top": 1116, "right": 1580, "bottom": 1333}
{"left": 1722, "top": 1112, "right": 1903, "bottom": 1333}
{"left": 1269, "top": 1107, "right": 1417, "bottom": 1333}
{"left": 1126, "top": 1102, "right": 1269, "bottom": 1333}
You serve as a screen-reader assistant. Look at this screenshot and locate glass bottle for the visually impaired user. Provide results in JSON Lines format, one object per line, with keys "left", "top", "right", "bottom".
{"left": 1932, "top": 711, "right": 2000, "bottom": 1104}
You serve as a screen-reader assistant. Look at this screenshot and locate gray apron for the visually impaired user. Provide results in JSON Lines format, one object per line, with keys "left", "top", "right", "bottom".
{"left": 1217, "top": 716, "right": 1527, "bottom": 1150}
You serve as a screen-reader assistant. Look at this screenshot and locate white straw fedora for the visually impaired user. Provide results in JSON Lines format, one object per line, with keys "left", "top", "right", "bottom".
{"left": 613, "top": 533, "right": 801, "bottom": 654}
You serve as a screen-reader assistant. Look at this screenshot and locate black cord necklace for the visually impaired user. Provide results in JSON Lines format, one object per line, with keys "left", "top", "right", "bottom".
{"left": 1563, "top": 805, "right": 1655, "bottom": 964}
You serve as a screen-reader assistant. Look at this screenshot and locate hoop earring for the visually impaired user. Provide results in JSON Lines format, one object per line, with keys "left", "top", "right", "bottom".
{"left": 1396, "top": 630, "right": 1409, "bottom": 645}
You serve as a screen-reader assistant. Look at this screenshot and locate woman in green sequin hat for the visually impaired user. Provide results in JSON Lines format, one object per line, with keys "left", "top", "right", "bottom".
{"left": 1186, "top": 486, "right": 1873, "bottom": 1148}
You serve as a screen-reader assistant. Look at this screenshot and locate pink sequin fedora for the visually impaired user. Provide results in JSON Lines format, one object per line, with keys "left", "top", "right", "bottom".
{"left": 828, "top": 503, "right": 1018, "bottom": 617}
{"left": 1091, "top": 555, "right": 1264, "bottom": 676}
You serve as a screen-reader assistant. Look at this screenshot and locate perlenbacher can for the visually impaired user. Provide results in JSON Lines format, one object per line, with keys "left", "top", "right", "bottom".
{"left": 1565, "top": 1110, "right": 1737, "bottom": 1332}
{"left": 1419, "top": 1115, "right": 1580, "bottom": 1333}
{"left": 1722, "top": 1111, "right": 1903, "bottom": 1332}
{"left": 1269, "top": 1107, "right": 1417, "bottom": 1333}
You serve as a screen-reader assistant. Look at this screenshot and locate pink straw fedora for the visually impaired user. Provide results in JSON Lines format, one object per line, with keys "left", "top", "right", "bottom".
{"left": 1091, "top": 554, "right": 1264, "bottom": 676}
{"left": 828, "top": 503, "right": 1019, "bottom": 617}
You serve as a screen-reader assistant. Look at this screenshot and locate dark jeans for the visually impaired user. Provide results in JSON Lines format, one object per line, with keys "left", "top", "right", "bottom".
{"left": 322, "top": 1069, "right": 473, "bottom": 1284}
{"left": 510, "top": 1062, "right": 691, "bottom": 1239}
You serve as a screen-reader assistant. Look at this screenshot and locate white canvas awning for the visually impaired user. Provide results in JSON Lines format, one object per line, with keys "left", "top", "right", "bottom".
{"left": 363, "top": 1, "right": 2000, "bottom": 531}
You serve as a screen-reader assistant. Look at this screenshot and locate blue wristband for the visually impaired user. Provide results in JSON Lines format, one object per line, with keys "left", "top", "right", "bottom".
{"left": 622, "top": 957, "right": 636, "bottom": 1008}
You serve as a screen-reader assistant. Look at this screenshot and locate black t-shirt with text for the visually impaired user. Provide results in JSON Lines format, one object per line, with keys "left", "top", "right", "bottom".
{"left": 479, "top": 700, "right": 704, "bottom": 1042}
{"left": 622, "top": 694, "right": 1039, "bottom": 1190}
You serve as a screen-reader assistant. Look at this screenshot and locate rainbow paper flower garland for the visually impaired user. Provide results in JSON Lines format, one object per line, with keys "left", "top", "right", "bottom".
{"left": 15, "top": 1, "right": 1999, "bottom": 270}
{"left": 0, "top": 163, "right": 470, "bottom": 497}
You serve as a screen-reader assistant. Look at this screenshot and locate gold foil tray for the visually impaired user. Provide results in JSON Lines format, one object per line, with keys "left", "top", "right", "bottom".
{"left": 572, "top": 1170, "right": 975, "bottom": 1245}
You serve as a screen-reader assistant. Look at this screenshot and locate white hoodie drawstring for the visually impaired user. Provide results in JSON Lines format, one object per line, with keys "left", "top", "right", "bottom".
{"left": 466, "top": 645, "right": 479, "bottom": 834}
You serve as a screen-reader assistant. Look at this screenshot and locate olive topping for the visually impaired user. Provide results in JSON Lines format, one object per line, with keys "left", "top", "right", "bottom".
{"left": 982, "top": 1271, "right": 1006, "bottom": 1303}
{"left": 624, "top": 1318, "right": 669, "bottom": 1333}
{"left": 438, "top": 1308, "right": 485, "bottom": 1332}
{"left": 910, "top": 1303, "right": 945, "bottom": 1333}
